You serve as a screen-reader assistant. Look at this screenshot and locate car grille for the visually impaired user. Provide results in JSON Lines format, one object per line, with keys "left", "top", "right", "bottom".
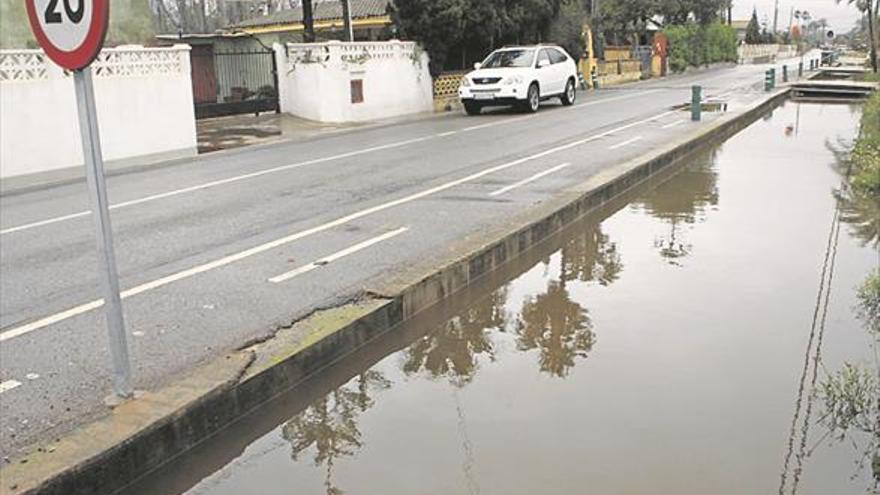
{"left": 472, "top": 77, "right": 502, "bottom": 85}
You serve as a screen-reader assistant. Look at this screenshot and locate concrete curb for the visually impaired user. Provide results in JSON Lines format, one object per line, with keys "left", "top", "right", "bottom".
{"left": 0, "top": 88, "right": 790, "bottom": 495}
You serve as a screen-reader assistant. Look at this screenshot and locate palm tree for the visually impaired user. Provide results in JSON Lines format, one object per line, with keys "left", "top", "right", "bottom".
{"left": 837, "top": 0, "right": 878, "bottom": 72}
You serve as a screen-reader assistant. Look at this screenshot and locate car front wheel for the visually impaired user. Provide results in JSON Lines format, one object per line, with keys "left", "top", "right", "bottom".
{"left": 560, "top": 78, "right": 576, "bottom": 106}
{"left": 521, "top": 83, "right": 540, "bottom": 113}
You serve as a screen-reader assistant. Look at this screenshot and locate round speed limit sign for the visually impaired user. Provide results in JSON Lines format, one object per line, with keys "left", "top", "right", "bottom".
{"left": 25, "top": 0, "right": 109, "bottom": 70}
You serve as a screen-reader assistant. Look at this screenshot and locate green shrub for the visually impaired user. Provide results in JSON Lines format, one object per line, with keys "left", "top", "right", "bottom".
{"left": 852, "top": 91, "right": 880, "bottom": 195}
{"left": 662, "top": 22, "right": 737, "bottom": 73}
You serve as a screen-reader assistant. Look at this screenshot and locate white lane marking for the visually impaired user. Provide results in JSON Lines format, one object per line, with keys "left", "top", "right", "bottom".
{"left": 607, "top": 136, "right": 643, "bottom": 150}
{"left": 661, "top": 120, "right": 685, "bottom": 129}
{"left": 461, "top": 115, "right": 531, "bottom": 132}
{"left": 0, "top": 211, "right": 93, "bottom": 235}
{"left": 0, "top": 109, "right": 676, "bottom": 342}
{"left": 269, "top": 227, "right": 408, "bottom": 283}
{"left": 3, "top": 87, "right": 666, "bottom": 236}
{"left": 0, "top": 380, "right": 22, "bottom": 394}
{"left": 0, "top": 137, "right": 430, "bottom": 236}
{"left": 489, "top": 162, "right": 571, "bottom": 196}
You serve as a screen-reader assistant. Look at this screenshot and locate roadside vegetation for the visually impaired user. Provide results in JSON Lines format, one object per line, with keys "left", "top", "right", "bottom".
{"left": 850, "top": 86, "right": 880, "bottom": 194}
{"left": 819, "top": 92, "right": 880, "bottom": 485}
{"left": 663, "top": 21, "right": 738, "bottom": 72}
{"left": 817, "top": 269, "right": 880, "bottom": 486}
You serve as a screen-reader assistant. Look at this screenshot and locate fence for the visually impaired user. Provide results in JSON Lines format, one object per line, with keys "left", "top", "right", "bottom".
{"left": 190, "top": 47, "right": 278, "bottom": 119}
{"left": 1, "top": 45, "right": 197, "bottom": 186}
{"left": 433, "top": 71, "right": 466, "bottom": 99}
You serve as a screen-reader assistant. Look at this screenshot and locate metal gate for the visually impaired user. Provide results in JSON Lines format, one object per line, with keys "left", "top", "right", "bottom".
{"left": 633, "top": 45, "right": 653, "bottom": 77}
{"left": 190, "top": 46, "right": 279, "bottom": 119}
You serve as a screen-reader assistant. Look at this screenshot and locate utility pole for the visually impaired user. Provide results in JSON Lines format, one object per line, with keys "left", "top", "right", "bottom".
{"left": 773, "top": 0, "right": 779, "bottom": 34}
{"left": 302, "top": 0, "right": 315, "bottom": 42}
{"left": 868, "top": 1, "right": 878, "bottom": 72}
{"left": 341, "top": 0, "right": 353, "bottom": 41}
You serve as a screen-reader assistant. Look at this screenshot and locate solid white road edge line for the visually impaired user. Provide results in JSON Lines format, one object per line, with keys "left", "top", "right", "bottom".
{"left": 1, "top": 88, "right": 663, "bottom": 236}
{"left": 0, "top": 108, "right": 677, "bottom": 342}
{"left": 607, "top": 136, "right": 643, "bottom": 150}
{"left": 661, "top": 120, "right": 685, "bottom": 129}
{"left": 489, "top": 162, "right": 571, "bottom": 196}
{"left": 269, "top": 227, "right": 409, "bottom": 283}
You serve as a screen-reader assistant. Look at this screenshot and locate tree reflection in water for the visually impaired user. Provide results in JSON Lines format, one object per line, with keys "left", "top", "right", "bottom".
{"left": 278, "top": 216, "right": 627, "bottom": 489}
{"left": 560, "top": 227, "right": 622, "bottom": 286}
{"left": 827, "top": 140, "right": 880, "bottom": 248}
{"left": 635, "top": 152, "right": 719, "bottom": 265}
{"left": 402, "top": 290, "right": 506, "bottom": 386}
{"left": 281, "top": 371, "right": 390, "bottom": 495}
{"left": 516, "top": 279, "right": 594, "bottom": 378}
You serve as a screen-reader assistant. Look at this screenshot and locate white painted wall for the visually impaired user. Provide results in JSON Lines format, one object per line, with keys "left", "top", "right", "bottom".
{"left": 275, "top": 40, "right": 433, "bottom": 123}
{"left": 738, "top": 44, "right": 798, "bottom": 64}
{"left": 0, "top": 45, "right": 197, "bottom": 185}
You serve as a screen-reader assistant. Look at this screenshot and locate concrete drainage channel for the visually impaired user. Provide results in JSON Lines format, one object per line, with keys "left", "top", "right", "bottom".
{"left": 0, "top": 88, "right": 790, "bottom": 495}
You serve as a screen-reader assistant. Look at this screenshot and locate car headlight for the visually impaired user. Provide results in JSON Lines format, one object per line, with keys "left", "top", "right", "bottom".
{"left": 460, "top": 77, "right": 471, "bottom": 87}
{"left": 502, "top": 75, "right": 524, "bottom": 85}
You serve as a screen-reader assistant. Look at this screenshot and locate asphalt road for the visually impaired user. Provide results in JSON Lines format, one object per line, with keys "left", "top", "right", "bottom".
{"left": 0, "top": 59, "right": 809, "bottom": 456}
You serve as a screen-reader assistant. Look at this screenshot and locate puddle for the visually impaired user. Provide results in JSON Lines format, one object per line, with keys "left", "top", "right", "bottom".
{"left": 124, "top": 100, "right": 877, "bottom": 495}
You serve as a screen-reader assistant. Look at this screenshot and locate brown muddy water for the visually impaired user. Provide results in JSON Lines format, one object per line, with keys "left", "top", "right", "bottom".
{"left": 125, "top": 101, "right": 878, "bottom": 495}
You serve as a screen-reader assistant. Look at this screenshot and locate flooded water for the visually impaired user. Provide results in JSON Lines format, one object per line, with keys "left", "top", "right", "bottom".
{"left": 126, "top": 101, "right": 878, "bottom": 495}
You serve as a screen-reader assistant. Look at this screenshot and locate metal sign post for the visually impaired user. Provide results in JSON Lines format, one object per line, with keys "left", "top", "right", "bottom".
{"left": 73, "top": 67, "right": 133, "bottom": 399}
{"left": 26, "top": 0, "right": 133, "bottom": 399}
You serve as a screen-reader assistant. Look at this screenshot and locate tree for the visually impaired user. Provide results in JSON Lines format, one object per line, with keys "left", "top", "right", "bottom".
{"left": 392, "top": 0, "right": 569, "bottom": 72}
{"left": 745, "top": 8, "right": 762, "bottom": 44}
{"left": 547, "top": 0, "right": 587, "bottom": 59}
{"left": 837, "top": 0, "right": 878, "bottom": 72}
{"left": 107, "top": 0, "right": 156, "bottom": 46}
{"left": 389, "top": 0, "right": 467, "bottom": 74}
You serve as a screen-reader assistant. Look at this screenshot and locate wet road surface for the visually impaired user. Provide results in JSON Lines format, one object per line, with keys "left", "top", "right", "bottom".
{"left": 1, "top": 59, "right": 815, "bottom": 456}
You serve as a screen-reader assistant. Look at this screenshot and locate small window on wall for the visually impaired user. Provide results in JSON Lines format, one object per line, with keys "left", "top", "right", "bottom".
{"left": 350, "top": 79, "right": 364, "bottom": 104}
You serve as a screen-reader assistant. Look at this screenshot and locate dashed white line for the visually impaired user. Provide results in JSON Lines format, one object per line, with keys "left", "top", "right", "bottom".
{"left": 489, "top": 162, "right": 571, "bottom": 196}
{"left": 661, "top": 120, "right": 685, "bottom": 129}
{"left": 607, "top": 136, "right": 643, "bottom": 150}
{"left": 0, "top": 380, "right": 22, "bottom": 394}
{"left": 0, "top": 108, "right": 676, "bottom": 342}
{"left": 269, "top": 227, "right": 409, "bottom": 283}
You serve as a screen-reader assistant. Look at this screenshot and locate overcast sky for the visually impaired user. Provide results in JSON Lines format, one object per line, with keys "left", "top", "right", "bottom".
{"left": 731, "top": 0, "right": 865, "bottom": 33}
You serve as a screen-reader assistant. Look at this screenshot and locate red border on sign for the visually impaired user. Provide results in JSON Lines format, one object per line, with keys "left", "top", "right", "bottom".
{"left": 25, "top": 0, "right": 109, "bottom": 71}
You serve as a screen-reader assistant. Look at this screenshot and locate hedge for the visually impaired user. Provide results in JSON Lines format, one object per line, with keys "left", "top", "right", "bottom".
{"left": 663, "top": 22, "right": 738, "bottom": 73}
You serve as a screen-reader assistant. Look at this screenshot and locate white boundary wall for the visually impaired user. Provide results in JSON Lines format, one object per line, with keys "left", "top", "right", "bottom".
{"left": 275, "top": 40, "right": 432, "bottom": 123}
{"left": 0, "top": 45, "right": 197, "bottom": 187}
{"left": 738, "top": 44, "right": 798, "bottom": 64}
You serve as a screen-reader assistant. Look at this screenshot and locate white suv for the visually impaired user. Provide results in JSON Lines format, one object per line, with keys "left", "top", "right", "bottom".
{"left": 459, "top": 45, "right": 578, "bottom": 115}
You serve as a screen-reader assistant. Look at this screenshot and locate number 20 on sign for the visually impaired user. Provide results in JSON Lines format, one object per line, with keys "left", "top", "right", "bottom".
{"left": 25, "top": 0, "right": 135, "bottom": 399}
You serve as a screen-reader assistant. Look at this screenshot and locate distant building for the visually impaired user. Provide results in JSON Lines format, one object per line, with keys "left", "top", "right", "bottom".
{"left": 731, "top": 20, "right": 750, "bottom": 42}
{"left": 228, "top": 0, "right": 393, "bottom": 45}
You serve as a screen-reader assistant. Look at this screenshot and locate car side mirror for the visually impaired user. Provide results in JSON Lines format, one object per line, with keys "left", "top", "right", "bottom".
{"left": 473, "top": 62, "right": 482, "bottom": 70}
{"left": 537, "top": 59, "right": 550, "bottom": 68}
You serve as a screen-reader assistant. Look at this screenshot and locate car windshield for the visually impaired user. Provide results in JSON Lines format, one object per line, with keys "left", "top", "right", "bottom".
{"left": 481, "top": 49, "right": 535, "bottom": 68}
